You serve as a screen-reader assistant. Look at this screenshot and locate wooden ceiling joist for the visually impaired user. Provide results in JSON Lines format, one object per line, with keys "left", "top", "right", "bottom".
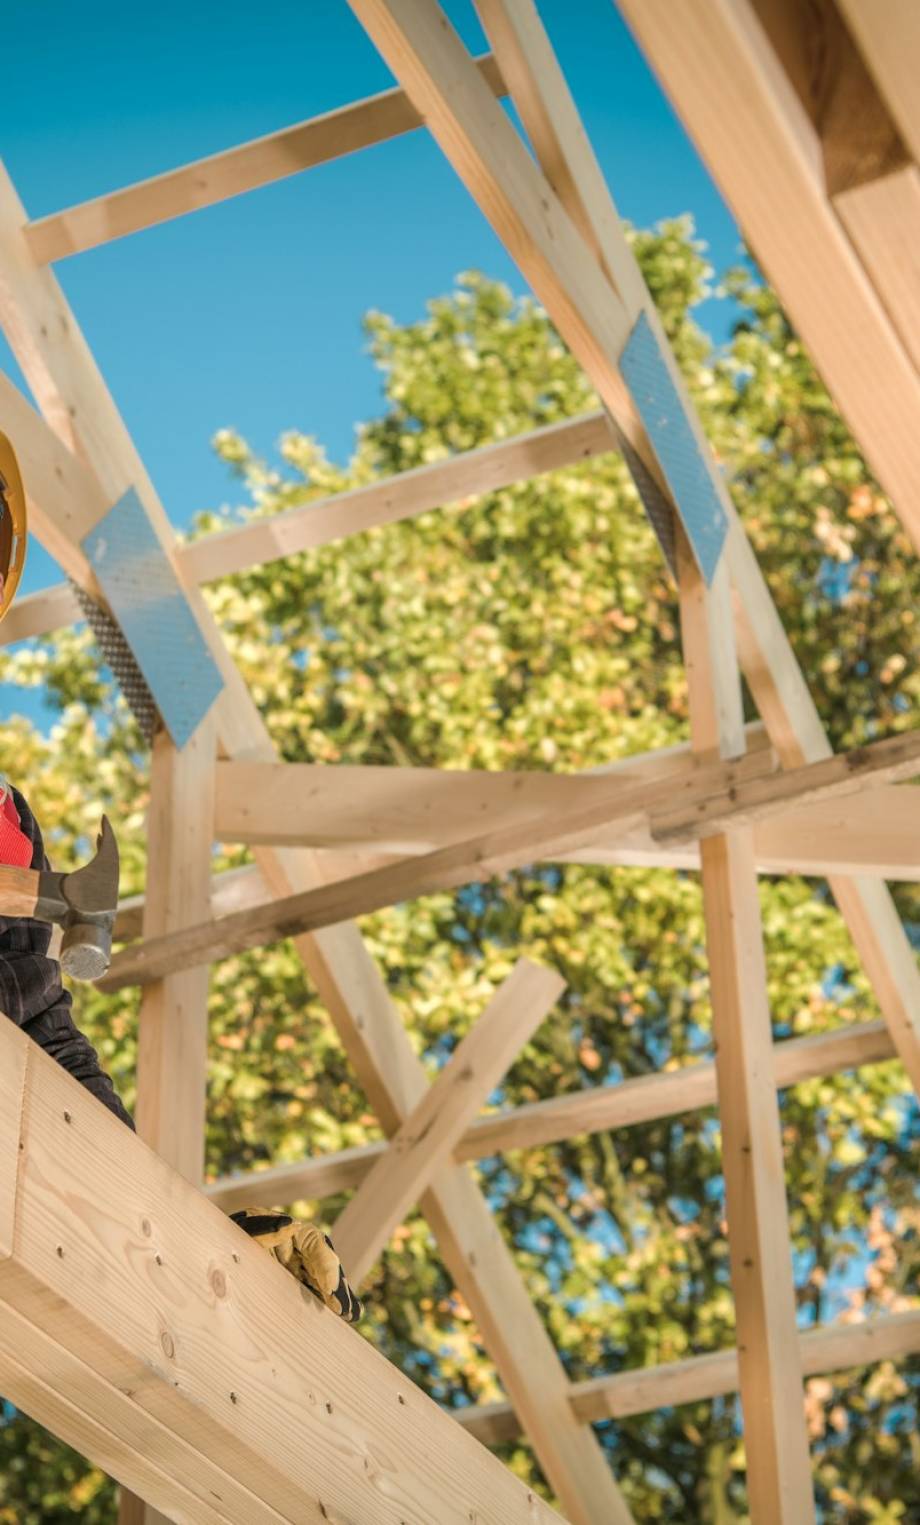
{"left": 23, "top": 55, "right": 506, "bottom": 265}
{"left": 458, "top": 1307, "right": 920, "bottom": 1446}
{"left": 206, "top": 1018, "right": 895, "bottom": 1215}
{"left": 0, "top": 1017, "right": 565, "bottom": 1525}
{"left": 102, "top": 727, "right": 920, "bottom": 992}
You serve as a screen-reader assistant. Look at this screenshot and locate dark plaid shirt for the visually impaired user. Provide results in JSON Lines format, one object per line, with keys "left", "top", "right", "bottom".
{"left": 1, "top": 787, "right": 133, "bottom": 1129}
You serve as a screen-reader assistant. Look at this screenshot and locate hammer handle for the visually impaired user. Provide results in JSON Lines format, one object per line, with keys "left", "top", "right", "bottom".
{"left": 0, "top": 864, "right": 41, "bottom": 918}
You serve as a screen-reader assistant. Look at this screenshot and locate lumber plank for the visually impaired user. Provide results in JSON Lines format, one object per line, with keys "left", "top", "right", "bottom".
{"left": 835, "top": 165, "right": 920, "bottom": 376}
{"left": 205, "top": 1019, "right": 894, "bottom": 1213}
{"left": 836, "top": 0, "right": 920, "bottom": 164}
{"left": 0, "top": 1020, "right": 564, "bottom": 1525}
{"left": 0, "top": 580, "right": 81, "bottom": 645}
{"left": 23, "top": 56, "right": 506, "bottom": 265}
{"left": 103, "top": 732, "right": 914, "bottom": 990}
{"left": 457, "top": 1309, "right": 920, "bottom": 1444}
{"left": 616, "top": 0, "right": 920, "bottom": 555}
{"left": 677, "top": 529, "right": 815, "bottom": 1520}
{"left": 178, "top": 410, "right": 615, "bottom": 584}
{"left": 651, "top": 728, "right": 920, "bottom": 843}
{"left": 134, "top": 719, "right": 216, "bottom": 1182}
{"left": 333, "top": 959, "right": 565, "bottom": 1284}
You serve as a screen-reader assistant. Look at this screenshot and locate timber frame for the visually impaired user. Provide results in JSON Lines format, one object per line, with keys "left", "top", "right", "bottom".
{"left": 0, "top": 2, "right": 918, "bottom": 1521}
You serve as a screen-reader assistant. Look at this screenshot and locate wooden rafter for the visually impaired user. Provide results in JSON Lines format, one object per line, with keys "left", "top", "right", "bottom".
{"left": 23, "top": 55, "right": 506, "bottom": 264}
{"left": 99, "top": 728, "right": 920, "bottom": 992}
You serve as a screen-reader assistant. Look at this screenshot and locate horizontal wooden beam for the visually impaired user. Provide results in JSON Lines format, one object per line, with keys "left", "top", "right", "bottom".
{"left": 456, "top": 1309, "right": 920, "bottom": 1445}
{"left": 104, "top": 730, "right": 917, "bottom": 992}
{"left": 178, "top": 409, "right": 615, "bottom": 584}
{"left": 23, "top": 56, "right": 506, "bottom": 265}
{"left": 215, "top": 754, "right": 920, "bottom": 880}
{"left": 102, "top": 745, "right": 779, "bottom": 990}
{"left": 0, "top": 1015, "right": 563, "bottom": 1524}
{"left": 651, "top": 728, "right": 920, "bottom": 843}
{"left": 0, "top": 581, "right": 81, "bottom": 646}
{"left": 205, "top": 1018, "right": 894, "bottom": 1212}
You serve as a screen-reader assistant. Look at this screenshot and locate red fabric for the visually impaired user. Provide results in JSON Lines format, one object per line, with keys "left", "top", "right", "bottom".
{"left": 0, "top": 791, "right": 33, "bottom": 869}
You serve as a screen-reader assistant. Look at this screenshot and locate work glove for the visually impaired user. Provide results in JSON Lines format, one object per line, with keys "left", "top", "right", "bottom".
{"left": 231, "top": 1209, "right": 362, "bottom": 1323}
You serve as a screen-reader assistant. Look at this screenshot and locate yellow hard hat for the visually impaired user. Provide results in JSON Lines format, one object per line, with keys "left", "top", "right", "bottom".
{"left": 0, "top": 432, "right": 27, "bottom": 626}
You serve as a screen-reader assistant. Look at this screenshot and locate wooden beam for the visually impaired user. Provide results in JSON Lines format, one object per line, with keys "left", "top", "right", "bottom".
{"left": 615, "top": 0, "right": 920, "bottom": 554}
{"left": 456, "top": 1309, "right": 920, "bottom": 1444}
{"left": 0, "top": 581, "right": 81, "bottom": 645}
{"left": 333, "top": 959, "right": 564, "bottom": 1285}
{"left": 650, "top": 728, "right": 920, "bottom": 843}
{"left": 178, "top": 409, "right": 615, "bottom": 584}
{"left": 676, "top": 526, "right": 815, "bottom": 1520}
{"left": 836, "top": 0, "right": 920, "bottom": 165}
{"left": 835, "top": 165, "right": 920, "bottom": 377}
{"left": 205, "top": 1018, "right": 894, "bottom": 1213}
{"left": 213, "top": 727, "right": 771, "bottom": 849}
{"left": 215, "top": 755, "right": 920, "bottom": 877}
{"left": 23, "top": 56, "right": 506, "bottom": 265}
{"left": 0, "top": 156, "right": 618, "bottom": 1520}
{"left": 103, "top": 731, "right": 917, "bottom": 991}
{"left": 0, "top": 1017, "right": 565, "bottom": 1525}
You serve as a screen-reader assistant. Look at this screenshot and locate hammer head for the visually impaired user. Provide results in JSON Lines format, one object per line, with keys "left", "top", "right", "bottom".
{"left": 37, "top": 817, "right": 120, "bottom": 981}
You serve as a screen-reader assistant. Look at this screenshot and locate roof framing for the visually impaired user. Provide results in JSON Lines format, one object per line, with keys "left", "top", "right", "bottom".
{"left": 0, "top": 0, "right": 917, "bottom": 1519}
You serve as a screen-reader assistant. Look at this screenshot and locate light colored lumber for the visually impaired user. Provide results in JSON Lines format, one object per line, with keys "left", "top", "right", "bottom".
{"left": 23, "top": 56, "right": 506, "bottom": 265}
{"left": 206, "top": 1018, "right": 894, "bottom": 1213}
{"left": 179, "top": 409, "right": 615, "bottom": 584}
{"left": 457, "top": 1309, "right": 920, "bottom": 1444}
{"left": 104, "top": 730, "right": 917, "bottom": 991}
{"left": 333, "top": 959, "right": 565, "bottom": 1285}
{"left": 0, "top": 1017, "right": 565, "bottom": 1525}
{"left": 835, "top": 165, "right": 920, "bottom": 376}
{"left": 615, "top": 0, "right": 920, "bottom": 555}
{"left": 1, "top": 155, "right": 612, "bottom": 1518}
{"left": 836, "top": 0, "right": 920, "bottom": 165}
{"left": 213, "top": 727, "right": 770, "bottom": 848}
{"left": 135, "top": 721, "right": 217, "bottom": 1181}
{"left": 0, "top": 580, "right": 81, "bottom": 644}
{"left": 101, "top": 746, "right": 772, "bottom": 988}
{"left": 651, "top": 727, "right": 920, "bottom": 843}
{"left": 677, "top": 528, "right": 814, "bottom": 1520}
{"left": 122, "top": 719, "right": 217, "bottom": 1525}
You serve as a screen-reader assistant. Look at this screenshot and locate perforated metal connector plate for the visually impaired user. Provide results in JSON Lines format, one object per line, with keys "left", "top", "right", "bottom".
{"left": 82, "top": 489, "right": 224, "bottom": 749}
{"left": 620, "top": 311, "right": 728, "bottom": 585}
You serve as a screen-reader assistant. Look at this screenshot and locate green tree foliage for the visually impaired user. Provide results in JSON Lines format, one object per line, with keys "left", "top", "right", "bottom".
{"left": 0, "top": 220, "right": 917, "bottom": 1522}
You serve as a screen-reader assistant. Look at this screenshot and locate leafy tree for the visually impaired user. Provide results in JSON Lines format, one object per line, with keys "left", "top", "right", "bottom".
{"left": 0, "top": 219, "right": 917, "bottom": 1522}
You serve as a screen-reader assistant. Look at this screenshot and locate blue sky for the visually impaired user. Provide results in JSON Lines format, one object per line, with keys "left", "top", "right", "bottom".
{"left": 2, "top": 0, "right": 742, "bottom": 716}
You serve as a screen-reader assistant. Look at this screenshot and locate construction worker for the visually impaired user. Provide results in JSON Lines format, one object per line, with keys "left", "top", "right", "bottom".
{"left": 0, "top": 432, "right": 360, "bottom": 1321}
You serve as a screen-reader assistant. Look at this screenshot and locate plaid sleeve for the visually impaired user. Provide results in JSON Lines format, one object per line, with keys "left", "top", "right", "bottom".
{"left": 0, "top": 788, "right": 134, "bottom": 1129}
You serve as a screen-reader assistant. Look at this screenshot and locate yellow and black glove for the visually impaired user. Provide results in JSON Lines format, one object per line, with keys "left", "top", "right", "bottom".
{"left": 231, "top": 1209, "right": 362, "bottom": 1323}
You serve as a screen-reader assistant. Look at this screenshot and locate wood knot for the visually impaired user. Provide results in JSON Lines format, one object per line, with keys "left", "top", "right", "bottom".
{"left": 160, "top": 1330, "right": 175, "bottom": 1361}
{"left": 211, "top": 1269, "right": 227, "bottom": 1299}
